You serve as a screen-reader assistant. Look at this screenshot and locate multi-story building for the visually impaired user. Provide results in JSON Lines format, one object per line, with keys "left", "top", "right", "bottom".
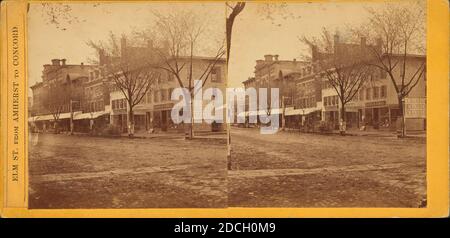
{"left": 109, "top": 56, "right": 227, "bottom": 133}
{"left": 250, "top": 55, "right": 309, "bottom": 99}
{"left": 241, "top": 35, "right": 426, "bottom": 132}
{"left": 29, "top": 59, "right": 96, "bottom": 131}
{"left": 241, "top": 55, "right": 309, "bottom": 126}
{"left": 352, "top": 54, "right": 426, "bottom": 130}
{"left": 319, "top": 57, "right": 426, "bottom": 130}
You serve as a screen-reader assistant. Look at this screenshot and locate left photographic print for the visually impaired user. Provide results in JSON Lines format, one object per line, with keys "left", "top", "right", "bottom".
{"left": 27, "top": 2, "right": 228, "bottom": 209}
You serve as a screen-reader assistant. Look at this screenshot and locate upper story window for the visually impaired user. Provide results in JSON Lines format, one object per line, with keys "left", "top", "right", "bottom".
{"left": 89, "top": 72, "right": 94, "bottom": 81}
{"left": 366, "top": 88, "right": 372, "bottom": 100}
{"left": 167, "top": 72, "right": 174, "bottom": 81}
{"left": 161, "top": 89, "right": 167, "bottom": 101}
{"left": 146, "top": 92, "right": 152, "bottom": 103}
{"left": 379, "top": 68, "right": 387, "bottom": 79}
{"left": 168, "top": 88, "right": 174, "bottom": 100}
{"left": 380, "top": 85, "right": 387, "bottom": 98}
{"left": 373, "top": 87, "right": 379, "bottom": 99}
{"left": 210, "top": 67, "right": 221, "bottom": 82}
{"left": 154, "top": 90, "right": 159, "bottom": 103}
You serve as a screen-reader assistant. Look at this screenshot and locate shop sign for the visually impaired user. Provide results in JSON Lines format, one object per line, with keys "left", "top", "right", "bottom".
{"left": 323, "top": 105, "right": 338, "bottom": 111}
{"left": 154, "top": 103, "right": 174, "bottom": 111}
{"left": 404, "top": 98, "right": 426, "bottom": 118}
{"left": 365, "top": 101, "right": 386, "bottom": 107}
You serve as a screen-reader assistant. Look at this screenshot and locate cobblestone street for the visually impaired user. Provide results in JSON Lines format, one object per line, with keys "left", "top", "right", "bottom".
{"left": 229, "top": 128, "right": 426, "bottom": 207}
{"left": 28, "top": 133, "right": 227, "bottom": 208}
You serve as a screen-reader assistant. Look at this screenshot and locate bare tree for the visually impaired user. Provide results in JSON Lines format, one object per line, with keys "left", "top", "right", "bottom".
{"left": 226, "top": 2, "right": 246, "bottom": 61}
{"left": 302, "top": 28, "right": 374, "bottom": 134}
{"left": 111, "top": 64, "right": 160, "bottom": 137}
{"left": 38, "top": 3, "right": 94, "bottom": 30}
{"left": 358, "top": 2, "right": 426, "bottom": 137}
{"left": 43, "top": 82, "right": 70, "bottom": 133}
{"left": 148, "top": 10, "right": 225, "bottom": 139}
{"left": 88, "top": 33, "right": 160, "bottom": 137}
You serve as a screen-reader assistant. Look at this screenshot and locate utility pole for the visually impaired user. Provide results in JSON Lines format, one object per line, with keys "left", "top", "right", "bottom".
{"left": 402, "top": 98, "right": 406, "bottom": 138}
{"left": 281, "top": 96, "right": 291, "bottom": 131}
{"left": 69, "top": 100, "right": 79, "bottom": 135}
{"left": 70, "top": 99, "right": 74, "bottom": 135}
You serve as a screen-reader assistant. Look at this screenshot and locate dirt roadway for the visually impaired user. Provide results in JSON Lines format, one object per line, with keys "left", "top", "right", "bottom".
{"left": 228, "top": 128, "right": 426, "bottom": 207}
{"left": 29, "top": 133, "right": 227, "bottom": 208}
{"left": 28, "top": 129, "right": 426, "bottom": 208}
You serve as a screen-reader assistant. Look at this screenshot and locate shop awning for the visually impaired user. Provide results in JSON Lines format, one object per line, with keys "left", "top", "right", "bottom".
{"left": 285, "top": 107, "right": 320, "bottom": 116}
{"left": 73, "top": 111, "right": 109, "bottom": 120}
{"left": 28, "top": 111, "right": 83, "bottom": 122}
{"left": 238, "top": 108, "right": 283, "bottom": 117}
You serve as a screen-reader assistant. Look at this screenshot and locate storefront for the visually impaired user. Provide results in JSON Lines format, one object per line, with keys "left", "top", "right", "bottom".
{"left": 285, "top": 107, "right": 321, "bottom": 131}
{"left": 73, "top": 111, "right": 110, "bottom": 133}
{"left": 151, "top": 102, "right": 175, "bottom": 132}
{"left": 322, "top": 105, "right": 358, "bottom": 129}
{"left": 361, "top": 100, "right": 395, "bottom": 129}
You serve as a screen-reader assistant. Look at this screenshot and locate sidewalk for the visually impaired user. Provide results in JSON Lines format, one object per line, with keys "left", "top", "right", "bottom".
{"left": 238, "top": 126, "right": 426, "bottom": 139}
{"left": 121, "top": 130, "right": 227, "bottom": 142}
{"left": 342, "top": 128, "right": 426, "bottom": 139}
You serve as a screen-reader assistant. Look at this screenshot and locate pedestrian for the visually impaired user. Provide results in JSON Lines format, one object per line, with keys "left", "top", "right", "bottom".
{"left": 339, "top": 118, "right": 346, "bottom": 136}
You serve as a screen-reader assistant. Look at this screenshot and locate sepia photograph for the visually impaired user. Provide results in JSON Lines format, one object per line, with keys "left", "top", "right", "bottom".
{"left": 227, "top": 1, "right": 427, "bottom": 207}
{"left": 26, "top": 0, "right": 427, "bottom": 209}
{"left": 27, "top": 2, "right": 228, "bottom": 208}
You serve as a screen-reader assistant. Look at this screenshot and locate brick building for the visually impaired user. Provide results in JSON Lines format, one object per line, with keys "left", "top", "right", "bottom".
{"left": 241, "top": 35, "right": 426, "bottom": 132}
{"left": 29, "top": 59, "right": 96, "bottom": 132}
{"left": 109, "top": 56, "right": 227, "bottom": 133}
{"left": 241, "top": 55, "right": 309, "bottom": 126}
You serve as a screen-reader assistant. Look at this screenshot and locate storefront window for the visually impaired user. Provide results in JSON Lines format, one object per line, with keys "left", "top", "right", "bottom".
{"left": 154, "top": 90, "right": 159, "bottom": 103}
{"left": 210, "top": 67, "right": 221, "bottom": 82}
{"left": 366, "top": 88, "right": 371, "bottom": 100}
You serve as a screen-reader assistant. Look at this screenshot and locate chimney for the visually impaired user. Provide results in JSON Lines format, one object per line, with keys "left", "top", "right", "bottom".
{"left": 121, "top": 36, "right": 127, "bottom": 58}
{"left": 147, "top": 39, "right": 153, "bottom": 49}
{"left": 51, "top": 59, "right": 60, "bottom": 66}
{"left": 333, "top": 34, "right": 339, "bottom": 53}
{"left": 311, "top": 45, "right": 318, "bottom": 61}
{"left": 274, "top": 55, "right": 279, "bottom": 61}
{"left": 360, "top": 37, "right": 366, "bottom": 46}
{"left": 264, "top": 54, "right": 273, "bottom": 61}
{"left": 61, "top": 58, "right": 66, "bottom": 66}
{"left": 99, "top": 49, "right": 106, "bottom": 66}
{"left": 256, "top": 60, "right": 264, "bottom": 67}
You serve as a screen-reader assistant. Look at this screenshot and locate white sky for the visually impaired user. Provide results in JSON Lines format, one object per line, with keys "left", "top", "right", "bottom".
{"left": 27, "top": 2, "right": 225, "bottom": 93}
{"left": 227, "top": 1, "right": 392, "bottom": 88}
{"left": 28, "top": 1, "right": 424, "bottom": 91}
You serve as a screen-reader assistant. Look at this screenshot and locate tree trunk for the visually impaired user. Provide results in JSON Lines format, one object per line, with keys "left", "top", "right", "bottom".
{"left": 128, "top": 108, "right": 135, "bottom": 137}
{"left": 397, "top": 96, "right": 405, "bottom": 137}
{"left": 339, "top": 102, "right": 346, "bottom": 136}
{"left": 187, "top": 95, "right": 194, "bottom": 139}
{"left": 54, "top": 120, "right": 59, "bottom": 134}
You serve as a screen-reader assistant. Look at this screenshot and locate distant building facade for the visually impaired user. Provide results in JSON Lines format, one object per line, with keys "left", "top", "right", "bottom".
{"left": 241, "top": 36, "right": 426, "bottom": 132}
{"left": 109, "top": 56, "right": 227, "bottom": 133}
{"left": 29, "top": 59, "right": 96, "bottom": 132}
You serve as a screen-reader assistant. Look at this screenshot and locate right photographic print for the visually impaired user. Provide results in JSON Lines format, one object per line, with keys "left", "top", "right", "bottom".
{"left": 227, "top": 0, "right": 426, "bottom": 208}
